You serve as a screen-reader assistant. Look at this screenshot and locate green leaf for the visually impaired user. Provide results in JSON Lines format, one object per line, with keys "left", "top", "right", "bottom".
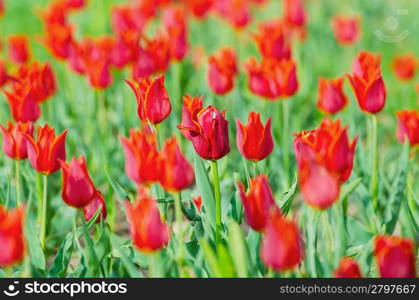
{"left": 200, "top": 240, "right": 221, "bottom": 277}
{"left": 80, "top": 217, "right": 100, "bottom": 277}
{"left": 24, "top": 215, "right": 46, "bottom": 271}
{"left": 110, "top": 235, "right": 142, "bottom": 278}
{"left": 384, "top": 142, "right": 410, "bottom": 234}
{"left": 280, "top": 173, "right": 298, "bottom": 215}
{"left": 106, "top": 171, "right": 129, "bottom": 202}
{"left": 216, "top": 244, "right": 236, "bottom": 277}
{"left": 339, "top": 177, "right": 362, "bottom": 202}
{"left": 194, "top": 154, "right": 215, "bottom": 230}
{"left": 227, "top": 220, "right": 249, "bottom": 277}
{"left": 49, "top": 232, "right": 74, "bottom": 277}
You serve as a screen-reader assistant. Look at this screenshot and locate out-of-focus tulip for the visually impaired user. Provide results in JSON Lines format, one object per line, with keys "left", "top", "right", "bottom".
{"left": 111, "top": 31, "right": 140, "bottom": 69}
{"left": 159, "top": 137, "right": 195, "bottom": 192}
{"left": 178, "top": 104, "right": 230, "bottom": 160}
{"left": 334, "top": 257, "right": 362, "bottom": 278}
{"left": 120, "top": 128, "right": 162, "bottom": 184}
{"left": 261, "top": 209, "right": 303, "bottom": 272}
{"left": 0, "top": 0, "right": 4, "bottom": 17}
{"left": 186, "top": 0, "right": 213, "bottom": 18}
{"left": 238, "top": 175, "right": 276, "bottom": 231}
{"left": 4, "top": 85, "right": 41, "bottom": 122}
{"left": 348, "top": 50, "right": 386, "bottom": 114}
{"left": 331, "top": 15, "right": 361, "bottom": 45}
{"left": 283, "top": 0, "right": 306, "bottom": 27}
{"left": 316, "top": 77, "right": 348, "bottom": 114}
{"left": 84, "top": 190, "right": 107, "bottom": 223}
{"left": 294, "top": 118, "right": 357, "bottom": 209}
{"left": 60, "top": 156, "right": 96, "bottom": 208}
{"left": 8, "top": 35, "right": 30, "bottom": 64}
{"left": 191, "top": 196, "right": 202, "bottom": 212}
{"left": 374, "top": 235, "right": 416, "bottom": 278}
{"left": 0, "top": 205, "right": 25, "bottom": 267}
{"left": 396, "top": 109, "right": 419, "bottom": 147}
{"left": 392, "top": 54, "right": 417, "bottom": 82}
{"left": 111, "top": 5, "right": 148, "bottom": 36}
{"left": 253, "top": 20, "right": 291, "bottom": 60}
{"left": 125, "top": 76, "right": 172, "bottom": 124}
{"left": 0, "top": 121, "right": 34, "bottom": 160}
{"left": 236, "top": 112, "right": 273, "bottom": 161}
{"left": 0, "top": 60, "right": 9, "bottom": 87}
{"left": 163, "top": 6, "right": 188, "bottom": 61}
{"left": 125, "top": 192, "right": 170, "bottom": 253}
{"left": 214, "top": 0, "right": 251, "bottom": 29}
{"left": 24, "top": 124, "right": 68, "bottom": 175}
{"left": 179, "top": 95, "right": 203, "bottom": 140}
{"left": 44, "top": 23, "right": 74, "bottom": 60}
{"left": 64, "top": 0, "right": 86, "bottom": 9}
{"left": 208, "top": 47, "right": 237, "bottom": 95}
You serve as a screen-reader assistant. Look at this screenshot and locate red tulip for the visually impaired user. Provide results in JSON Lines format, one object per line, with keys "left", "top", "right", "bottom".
{"left": 111, "top": 5, "right": 148, "bottom": 36}
{"left": 0, "top": 121, "right": 34, "bottom": 160}
{"left": 348, "top": 50, "right": 386, "bottom": 114}
{"left": 179, "top": 95, "right": 204, "bottom": 140}
{"left": 283, "top": 0, "right": 306, "bottom": 27}
{"left": 191, "top": 196, "right": 202, "bottom": 212}
{"left": 294, "top": 118, "right": 357, "bottom": 209}
{"left": 236, "top": 112, "right": 273, "bottom": 161}
{"left": 316, "top": 77, "right": 348, "bottom": 114}
{"left": 186, "top": 0, "right": 213, "bottom": 18}
{"left": 374, "top": 235, "right": 416, "bottom": 278}
{"left": 4, "top": 85, "right": 41, "bottom": 122}
{"left": 8, "top": 35, "right": 30, "bottom": 64}
{"left": 396, "top": 109, "right": 419, "bottom": 147}
{"left": 125, "top": 191, "right": 170, "bottom": 253}
{"left": 261, "top": 209, "right": 303, "bottom": 272}
{"left": 84, "top": 190, "right": 107, "bottom": 223}
{"left": 214, "top": 0, "right": 251, "bottom": 28}
{"left": 0, "top": 60, "right": 9, "bottom": 87}
{"left": 238, "top": 175, "right": 276, "bottom": 231}
{"left": 24, "top": 124, "right": 68, "bottom": 175}
{"left": 0, "top": 0, "right": 4, "bottom": 17}
{"left": 125, "top": 76, "right": 172, "bottom": 125}
{"left": 253, "top": 20, "right": 291, "bottom": 60}
{"left": 392, "top": 53, "right": 417, "bottom": 82}
{"left": 60, "top": 156, "right": 96, "bottom": 208}
{"left": 163, "top": 6, "right": 188, "bottom": 61}
{"left": 178, "top": 104, "right": 230, "bottom": 160}
{"left": 64, "top": 0, "right": 85, "bottom": 9}
{"left": 111, "top": 31, "right": 140, "bottom": 69}
{"left": 0, "top": 205, "right": 25, "bottom": 267}
{"left": 334, "top": 257, "right": 362, "bottom": 278}
{"left": 208, "top": 47, "right": 237, "bottom": 95}
{"left": 120, "top": 128, "right": 162, "bottom": 184}
{"left": 159, "top": 137, "right": 195, "bottom": 192}
{"left": 44, "top": 23, "right": 74, "bottom": 60}
{"left": 331, "top": 15, "right": 361, "bottom": 45}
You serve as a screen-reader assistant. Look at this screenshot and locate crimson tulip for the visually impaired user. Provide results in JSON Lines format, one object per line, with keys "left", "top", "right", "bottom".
{"left": 253, "top": 20, "right": 291, "bottom": 60}
{"left": 316, "top": 77, "right": 348, "bottom": 114}
{"left": 236, "top": 112, "right": 273, "bottom": 161}
{"left": 179, "top": 95, "right": 204, "bottom": 140}
{"left": 4, "top": 85, "right": 41, "bottom": 122}
{"left": 331, "top": 15, "right": 361, "bottom": 45}
{"left": 238, "top": 175, "right": 276, "bottom": 231}
{"left": 8, "top": 35, "right": 30, "bottom": 64}
{"left": 0, "top": 121, "right": 34, "bottom": 160}
{"left": 125, "top": 76, "right": 172, "bottom": 125}
{"left": 186, "top": 0, "right": 213, "bottom": 18}
{"left": 84, "top": 190, "right": 107, "bottom": 223}
{"left": 0, "top": 205, "right": 25, "bottom": 267}
{"left": 283, "top": 0, "right": 306, "bottom": 27}
{"left": 24, "top": 124, "right": 68, "bottom": 175}
{"left": 163, "top": 6, "right": 188, "bottom": 61}
{"left": 392, "top": 53, "right": 417, "bottom": 81}
{"left": 214, "top": 0, "right": 251, "bottom": 28}
{"left": 208, "top": 47, "right": 237, "bottom": 95}
{"left": 334, "top": 257, "right": 362, "bottom": 278}
{"left": 396, "top": 109, "right": 419, "bottom": 147}
{"left": 374, "top": 235, "right": 416, "bottom": 278}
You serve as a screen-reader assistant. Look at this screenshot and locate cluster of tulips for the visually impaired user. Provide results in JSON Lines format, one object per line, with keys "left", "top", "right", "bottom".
{"left": 0, "top": 0, "right": 418, "bottom": 278}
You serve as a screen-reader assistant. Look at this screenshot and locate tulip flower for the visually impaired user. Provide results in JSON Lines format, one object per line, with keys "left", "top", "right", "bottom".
{"left": 391, "top": 53, "right": 417, "bottom": 81}
{"left": 0, "top": 205, "right": 25, "bottom": 267}
{"left": 0, "top": 121, "right": 34, "bottom": 160}
{"left": 44, "top": 23, "right": 74, "bottom": 60}
{"left": 294, "top": 118, "right": 357, "bottom": 209}
{"left": 261, "top": 209, "right": 303, "bottom": 272}
{"left": 4, "top": 86, "right": 41, "bottom": 122}
{"left": 60, "top": 156, "right": 96, "bottom": 208}
{"left": 24, "top": 124, "right": 68, "bottom": 175}
{"left": 236, "top": 112, "right": 273, "bottom": 161}
{"left": 253, "top": 20, "right": 291, "bottom": 60}
{"left": 331, "top": 15, "right": 361, "bottom": 45}
{"left": 125, "top": 191, "right": 170, "bottom": 253}
{"left": 178, "top": 104, "right": 230, "bottom": 160}
{"left": 179, "top": 95, "right": 204, "bottom": 140}
{"left": 8, "top": 35, "right": 30, "bottom": 64}
{"left": 283, "top": 0, "right": 306, "bottom": 27}
{"left": 163, "top": 6, "right": 188, "bottom": 61}
{"left": 374, "top": 235, "right": 416, "bottom": 278}
{"left": 191, "top": 196, "right": 202, "bottom": 212}
{"left": 120, "top": 128, "right": 162, "bottom": 184}
{"left": 125, "top": 76, "right": 172, "bottom": 125}
{"left": 186, "top": 0, "right": 213, "bottom": 18}
{"left": 84, "top": 190, "right": 107, "bottom": 223}
{"left": 214, "top": 0, "right": 251, "bottom": 28}
{"left": 396, "top": 109, "right": 419, "bottom": 147}
{"left": 0, "top": 60, "right": 9, "bottom": 87}
{"left": 238, "top": 175, "right": 276, "bottom": 231}
{"left": 316, "top": 77, "right": 348, "bottom": 114}
{"left": 334, "top": 257, "right": 362, "bottom": 278}
{"left": 111, "top": 6, "right": 147, "bottom": 36}
{"left": 159, "top": 137, "right": 195, "bottom": 192}
{"left": 208, "top": 47, "right": 237, "bottom": 95}
{"left": 111, "top": 31, "right": 140, "bottom": 69}
{"left": 348, "top": 50, "right": 386, "bottom": 114}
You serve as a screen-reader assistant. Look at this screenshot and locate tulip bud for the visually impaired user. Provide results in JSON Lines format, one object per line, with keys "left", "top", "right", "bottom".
{"left": 0, "top": 205, "right": 25, "bottom": 267}
{"left": 25, "top": 124, "right": 68, "bottom": 175}
{"left": 334, "top": 257, "right": 362, "bottom": 278}
{"left": 238, "top": 175, "right": 276, "bottom": 231}
{"left": 159, "top": 137, "right": 195, "bottom": 192}
{"left": 0, "top": 121, "right": 34, "bottom": 160}
{"left": 261, "top": 209, "right": 303, "bottom": 272}
{"left": 125, "top": 191, "right": 170, "bottom": 253}
{"left": 392, "top": 53, "right": 417, "bottom": 82}
{"left": 236, "top": 112, "right": 273, "bottom": 161}
{"left": 60, "top": 156, "right": 96, "bottom": 208}
{"left": 8, "top": 35, "right": 30, "bottom": 64}
{"left": 125, "top": 76, "right": 172, "bottom": 125}
{"left": 84, "top": 190, "right": 107, "bottom": 223}
{"left": 396, "top": 109, "right": 419, "bottom": 147}
{"left": 208, "top": 48, "right": 237, "bottom": 95}
{"left": 316, "top": 77, "right": 348, "bottom": 114}
{"left": 331, "top": 15, "right": 361, "bottom": 45}
{"left": 191, "top": 196, "right": 202, "bottom": 212}
{"left": 283, "top": 0, "right": 306, "bottom": 27}
{"left": 374, "top": 235, "right": 416, "bottom": 278}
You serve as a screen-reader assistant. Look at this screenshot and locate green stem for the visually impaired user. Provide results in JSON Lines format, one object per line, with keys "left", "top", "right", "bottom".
{"left": 148, "top": 251, "right": 161, "bottom": 278}
{"left": 173, "top": 191, "right": 186, "bottom": 276}
{"left": 36, "top": 173, "right": 42, "bottom": 224}
{"left": 40, "top": 175, "right": 48, "bottom": 250}
{"left": 15, "top": 160, "right": 21, "bottom": 206}
{"left": 370, "top": 114, "right": 379, "bottom": 212}
{"left": 211, "top": 160, "right": 222, "bottom": 244}
{"left": 282, "top": 100, "right": 290, "bottom": 188}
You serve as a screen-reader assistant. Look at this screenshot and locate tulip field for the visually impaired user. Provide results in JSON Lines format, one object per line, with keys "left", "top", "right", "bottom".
{"left": 0, "top": 0, "right": 418, "bottom": 279}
